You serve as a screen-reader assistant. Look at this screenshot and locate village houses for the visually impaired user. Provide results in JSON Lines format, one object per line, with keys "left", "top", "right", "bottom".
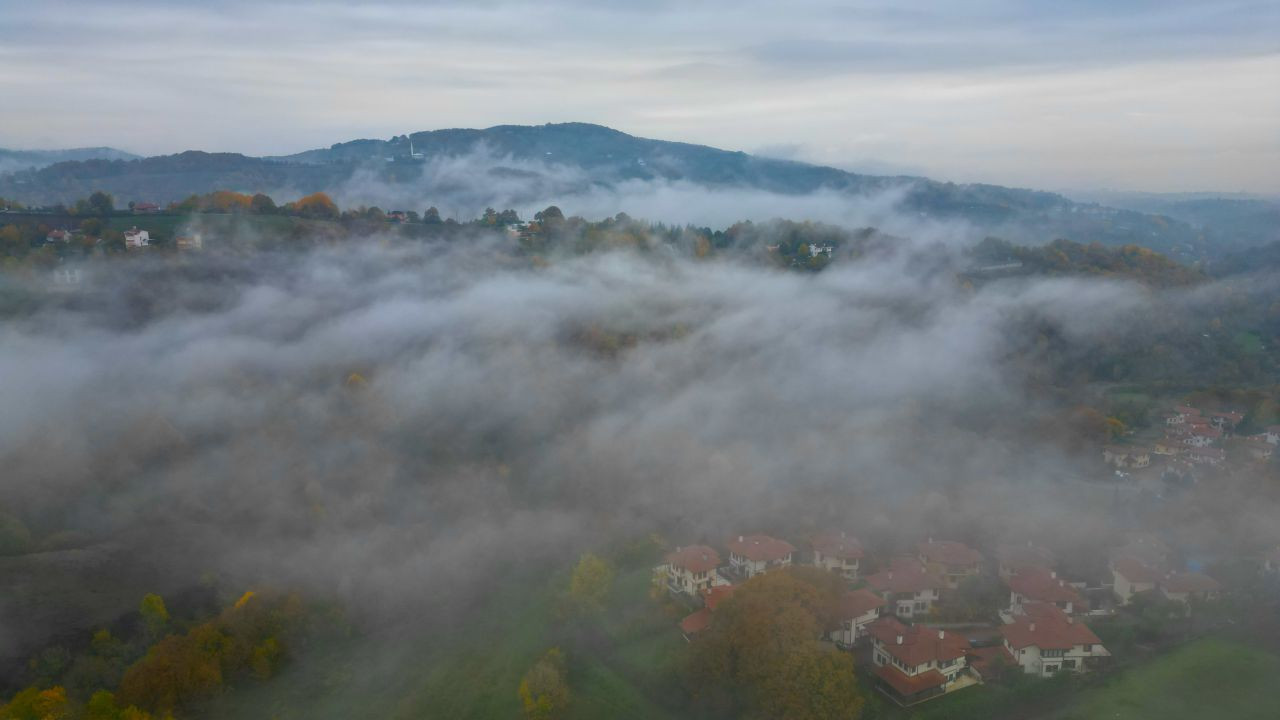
{"left": 865, "top": 557, "right": 946, "bottom": 618}
{"left": 1001, "top": 603, "right": 1109, "bottom": 676}
{"left": 1159, "top": 571, "right": 1221, "bottom": 614}
{"left": 1006, "top": 567, "right": 1084, "bottom": 618}
{"left": 867, "top": 616, "right": 974, "bottom": 706}
{"left": 918, "top": 539, "right": 983, "bottom": 589}
{"left": 1111, "top": 556, "right": 1163, "bottom": 605}
{"left": 811, "top": 530, "right": 864, "bottom": 580}
{"left": 726, "top": 534, "right": 794, "bottom": 579}
{"left": 996, "top": 542, "right": 1055, "bottom": 580}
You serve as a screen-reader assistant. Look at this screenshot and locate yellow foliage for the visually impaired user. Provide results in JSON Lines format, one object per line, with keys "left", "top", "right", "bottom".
{"left": 234, "top": 590, "right": 256, "bottom": 610}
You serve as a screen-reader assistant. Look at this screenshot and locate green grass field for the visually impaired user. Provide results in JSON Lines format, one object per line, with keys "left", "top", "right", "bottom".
{"left": 1059, "top": 637, "right": 1280, "bottom": 720}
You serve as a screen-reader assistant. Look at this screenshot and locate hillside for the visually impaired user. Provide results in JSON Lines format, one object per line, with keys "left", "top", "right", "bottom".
{"left": 0, "top": 147, "right": 138, "bottom": 174}
{"left": 0, "top": 124, "right": 1216, "bottom": 260}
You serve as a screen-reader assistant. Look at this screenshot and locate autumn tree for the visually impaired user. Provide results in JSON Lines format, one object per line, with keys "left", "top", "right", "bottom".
{"left": 566, "top": 553, "right": 614, "bottom": 615}
{"left": 0, "top": 685, "right": 72, "bottom": 720}
{"left": 139, "top": 594, "right": 169, "bottom": 640}
{"left": 290, "top": 192, "right": 339, "bottom": 220}
{"left": 686, "top": 568, "right": 863, "bottom": 719}
{"left": 517, "top": 648, "right": 570, "bottom": 720}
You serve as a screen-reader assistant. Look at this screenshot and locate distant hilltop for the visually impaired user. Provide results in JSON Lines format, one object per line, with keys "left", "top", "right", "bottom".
{"left": 0, "top": 123, "right": 1250, "bottom": 261}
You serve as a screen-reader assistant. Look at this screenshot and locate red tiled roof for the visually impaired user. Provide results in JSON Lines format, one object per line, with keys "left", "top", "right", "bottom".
{"left": 1002, "top": 603, "right": 1100, "bottom": 651}
{"left": 1008, "top": 568, "right": 1083, "bottom": 606}
{"left": 1174, "top": 405, "right": 1199, "bottom": 416}
{"left": 867, "top": 616, "right": 970, "bottom": 666}
{"left": 866, "top": 557, "right": 945, "bottom": 594}
{"left": 1161, "top": 571, "right": 1220, "bottom": 594}
{"left": 1189, "top": 425, "right": 1222, "bottom": 438}
{"left": 918, "top": 539, "right": 982, "bottom": 567}
{"left": 968, "top": 646, "right": 1017, "bottom": 680}
{"left": 700, "top": 585, "right": 735, "bottom": 611}
{"left": 727, "top": 534, "right": 795, "bottom": 562}
{"left": 680, "top": 608, "right": 712, "bottom": 635}
{"left": 812, "top": 530, "right": 864, "bottom": 559}
{"left": 839, "top": 589, "right": 885, "bottom": 619}
{"left": 873, "top": 664, "right": 947, "bottom": 698}
{"left": 666, "top": 545, "right": 720, "bottom": 574}
{"left": 1112, "top": 556, "right": 1162, "bottom": 584}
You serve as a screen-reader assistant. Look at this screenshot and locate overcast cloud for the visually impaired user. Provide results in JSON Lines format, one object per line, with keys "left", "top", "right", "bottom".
{"left": 0, "top": 1, "right": 1277, "bottom": 192}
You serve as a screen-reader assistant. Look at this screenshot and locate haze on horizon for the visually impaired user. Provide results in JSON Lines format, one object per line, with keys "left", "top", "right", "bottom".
{"left": 0, "top": 0, "right": 1277, "bottom": 194}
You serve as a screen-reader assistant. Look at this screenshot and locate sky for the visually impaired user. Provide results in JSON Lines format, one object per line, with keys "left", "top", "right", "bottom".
{"left": 0, "top": 0, "right": 1277, "bottom": 193}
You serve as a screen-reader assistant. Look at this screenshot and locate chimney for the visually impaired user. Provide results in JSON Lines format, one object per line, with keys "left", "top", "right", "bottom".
{"left": 1029, "top": 623, "right": 1036, "bottom": 632}
{"left": 1050, "top": 570, "right": 1056, "bottom": 579}
{"left": 1067, "top": 617, "right": 1074, "bottom": 625}
{"left": 738, "top": 535, "right": 744, "bottom": 543}
{"left": 896, "top": 635, "right": 903, "bottom": 645}
{"left": 938, "top": 630, "right": 945, "bottom": 639}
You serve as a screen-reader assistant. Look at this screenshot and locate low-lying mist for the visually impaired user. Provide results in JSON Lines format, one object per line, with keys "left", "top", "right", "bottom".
{"left": 1, "top": 222, "right": 1276, "bottom": 676}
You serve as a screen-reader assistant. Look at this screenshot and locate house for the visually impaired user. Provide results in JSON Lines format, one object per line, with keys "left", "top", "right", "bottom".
{"left": 679, "top": 608, "right": 712, "bottom": 639}
{"left": 1173, "top": 405, "right": 1200, "bottom": 421}
{"left": 123, "top": 227, "right": 150, "bottom": 249}
{"left": 132, "top": 202, "right": 160, "bottom": 214}
{"left": 1185, "top": 446, "right": 1225, "bottom": 466}
{"left": 1153, "top": 437, "right": 1182, "bottom": 456}
{"left": 726, "top": 534, "right": 794, "bottom": 579}
{"left": 996, "top": 542, "right": 1055, "bottom": 580}
{"left": 867, "top": 616, "right": 974, "bottom": 706}
{"left": 176, "top": 234, "right": 203, "bottom": 251}
{"left": 45, "top": 229, "right": 71, "bottom": 243}
{"left": 663, "top": 545, "right": 722, "bottom": 596}
{"left": 1111, "top": 556, "right": 1162, "bottom": 605}
{"left": 50, "top": 265, "right": 82, "bottom": 289}
{"left": 865, "top": 557, "right": 946, "bottom": 618}
{"left": 1001, "top": 603, "right": 1108, "bottom": 676}
{"left": 387, "top": 210, "right": 409, "bottom": 223}
{"left": 1007, "top": 568, "right": 1084, "bottom": 617}
{"left": 829, "top": 589, "right": 886, "bottom": 648}
{"left": 1265, "top": 426, "right": 1280, "bottom": 445}
{"left": 1207, "top": 411, "right": 1245, "bottom": 432}
{"left": 1160, "top": 571, "right": 1221, "bottom": 612}
{"left": 811, "top": 530, "right": 864, "bottom": 580}
{"left": 917, "top": 539, "right": 983, "bottom": 588}
{"left": 1182, "top": 424, "right": 1221, "bottom": 447}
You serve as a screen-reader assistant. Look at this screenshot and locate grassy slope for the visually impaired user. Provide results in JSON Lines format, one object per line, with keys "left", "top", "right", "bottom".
{"left": 1059, "top": 637, "right": 1280, "bottom": 720}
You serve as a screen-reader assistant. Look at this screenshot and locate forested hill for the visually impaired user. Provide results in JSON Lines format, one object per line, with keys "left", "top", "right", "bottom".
{"left": 0, "top": 123, "right": 1219, "bottom": 260}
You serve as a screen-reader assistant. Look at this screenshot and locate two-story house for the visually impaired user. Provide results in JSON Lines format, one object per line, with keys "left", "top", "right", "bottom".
{"left": 867, "top": 616, "right": 974, "bottom": 706}
{"left": 726, "top": 534, "right": 794, "bottom": 579}
{"left": 865, "top": 557, "right": 946, "bottom": 618}
{"left": 1159, "top": 571, "right": 1221, "bottom": 613}
{"left": 1007, "top": 568, "right": 1083, "bottom": 617}
{"left": 811, "top": 530, "right": 864, "bottom": 580}
{"left": 918, "top": 539, "right": 983, "bottom": 589}
{"left": 1111, "top": 556, "right": 1162, "bottom": 605}
{"left": 663, "top": 545, "right": 722, "bottom": 597}
{"left": 123, "top": 227, "right": 150, "bottom": 249}
{"left": 1001, "top": 603, "right": 1108, "bottom": 676}
{"left": 829, "top": 588, "right": 885, "bottom": 648}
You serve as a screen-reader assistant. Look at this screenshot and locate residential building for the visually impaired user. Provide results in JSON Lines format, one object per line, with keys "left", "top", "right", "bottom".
{"left": 867, "top": 616, "right": 974, "bottom": 706}
{"left": 132, "top": 202, "right": 160, "bottom": 214}
{"left": 1103, "top": 445, "right": 1151, "bottom": 469}
{"left": 123, "top": 227, "right": 150, "bottom": 249}
{"left": 865, "top": 557, "right": 945, "bottom": 618}
{"left": 918, "top": 539, "right": 983, "bottom": 588}
{"left": 1208, "top": 411, "right": 1245, "bottom": 432}
{"left": 1160, "top": 571, "right": 1221, "bottom": 612}
{"left": 829, "top": 588, "right": 885, "bottom": 648}
{"left": 1007, "top": 568, "right": 1083, "bottom": 617}
{"left": 726, "top": 534, "right": 794, "bottom": 579}
{"left": 811, "top": 529, "right": 864, "bottom": 580}
{"left": 176, "top": 234, "right": 203, "bottom": 250}
{"left": 1001, "top": 603, "right": 1108, "bottom": 676}
{"left": 663, "top": 545, "right": 721, "bottom": 596}
{"left": 1185, "top": 446, "right": 1225, "bottom": 466}
{"left": 45, "top": 229, "right": 71, "bottom": 243}
{"left": 1265, "top": 426, "right": 1280, "bottom": 445}
{"left": 1153, "top": 437, "right": 1182, "bottom": 456}
{"left": 1111, "top": 556, "right": 1162, "bottom": 605}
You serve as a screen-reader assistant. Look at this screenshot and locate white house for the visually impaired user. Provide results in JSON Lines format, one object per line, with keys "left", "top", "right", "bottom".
{"left": 865, "top": 557, "right": 946, "bottom": 618}
{"left": 1264, "top": 426, "right": 1280, "bottom": 445}
{"left": 1111, "top": 556, "right": 1162, "bottom": 605}
{"left": 867, "top": 616, "right": 974, "bottom": 706}
{"left": 124, "top": 227, "right": 150, "bottom": 249}
{"left": 1159, "top": 571, "right": 1221, "bottom": 613}
{"left": 1001, "top": 603, "right": 1108, "bottom": 677}
{"left": 662, "top": 545, "right": 722, "bottom": 596}
{"left": 726, "top": 534, "right": 794, "bottom": 579}
{"left": 829, "top": 588, "right": 885, "bottom": 648}
{"left": 811, "top": 529, "right": 864, "bottom": 580}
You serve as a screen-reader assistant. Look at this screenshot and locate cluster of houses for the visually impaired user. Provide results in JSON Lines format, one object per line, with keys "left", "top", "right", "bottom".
{"left": 657, "top": 532, "right": 1143, "bottom": 707}
{"left": 1107, "top": 535, "right": 1221, "bottom": 614}
{"left": 1103, "top": 403, "right": 1277, "bottom": 474}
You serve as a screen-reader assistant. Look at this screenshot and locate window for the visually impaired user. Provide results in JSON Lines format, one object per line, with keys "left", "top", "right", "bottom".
{"left": 1044, "top": 664, "right": 1059, "bottom": 674}
{"left": 1063, "top": 659, "right": 1077, "bottom": 669}
{"left": 914, "top": 602, "right": 926, "bottom": 612}
{"left": 1043, "top": 649, "right": 1064, "bottom": 658}
{"left": 940, "top": 659, "right": 955, "bottom": 669}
